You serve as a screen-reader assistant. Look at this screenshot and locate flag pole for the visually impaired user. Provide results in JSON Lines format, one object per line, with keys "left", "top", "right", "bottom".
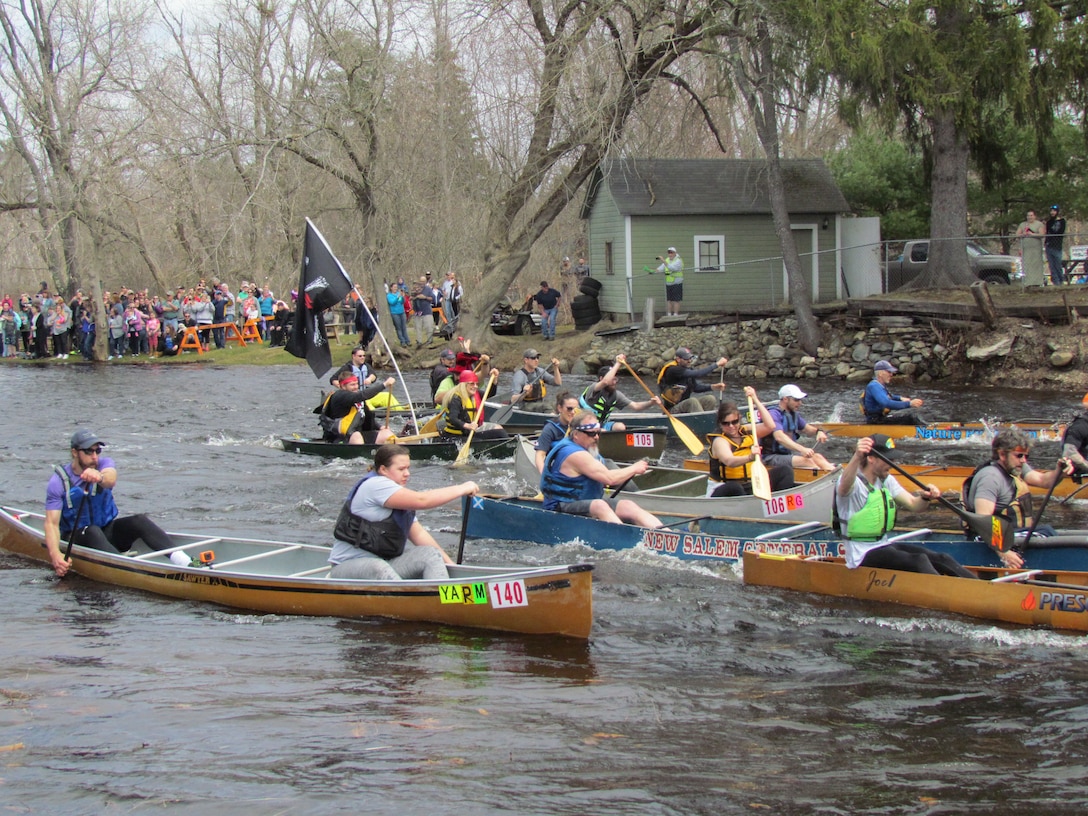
{"left": 352, "top": 285, "right": 419, "bottom": 433}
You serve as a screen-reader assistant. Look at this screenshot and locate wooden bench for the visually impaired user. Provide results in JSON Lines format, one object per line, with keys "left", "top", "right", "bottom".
{"left": 178, "top": 321, "right": 254, "bottom": 355}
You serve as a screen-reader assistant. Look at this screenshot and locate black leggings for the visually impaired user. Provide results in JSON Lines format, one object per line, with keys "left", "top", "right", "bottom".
{"left": 860, "top": 542, "right": 977, "bottom": 579}
{"left": 710, "top": 463, "right": 795, "bottom": 497}
{"left": 69, "top": 514, "right": 173, "bottom": 554}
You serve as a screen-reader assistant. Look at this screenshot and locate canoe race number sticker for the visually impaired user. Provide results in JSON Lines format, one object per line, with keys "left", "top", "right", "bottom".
{"left": 626, "top": 432, "right": 655, "bottom": 448}
{"left": 438, "top": 579, "right": 528, "bottom": 609}
{"left": 762, "top": 493, "right": 804, "bottom": 518}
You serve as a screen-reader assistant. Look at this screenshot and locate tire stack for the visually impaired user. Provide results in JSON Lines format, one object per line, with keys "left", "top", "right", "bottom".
{"left": 572, "top": 277, "right": 602, "bottom": 331}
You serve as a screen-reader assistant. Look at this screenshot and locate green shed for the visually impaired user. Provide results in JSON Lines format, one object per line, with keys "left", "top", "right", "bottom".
{"left": 580, "top": 158, "right": 851, "bottom": 318}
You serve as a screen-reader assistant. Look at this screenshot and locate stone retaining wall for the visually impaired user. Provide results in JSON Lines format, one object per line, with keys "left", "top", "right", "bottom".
{"left": 579, "top": 317, "right": 952, "bottom": 383}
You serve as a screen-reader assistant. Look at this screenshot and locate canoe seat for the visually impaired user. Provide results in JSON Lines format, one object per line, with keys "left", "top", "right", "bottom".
{"left": 886, "top": 528, "right": 931, "bottom": 543}
{"left": 754, "top": 520, "right": 824, "bottom": 541}
{"left": 211, "top": 545, "right": 303, "bottom": 570}
{"left": 991, "top": 570, "right": 1043, "bottom": 584}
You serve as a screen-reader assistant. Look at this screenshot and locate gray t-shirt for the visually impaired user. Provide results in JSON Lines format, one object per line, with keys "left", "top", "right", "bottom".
{"left": 328, "top": 474, "right": 403, "bottom": 565}
{"left": 966, "top": 462, "right": 1034, "bottom": 513}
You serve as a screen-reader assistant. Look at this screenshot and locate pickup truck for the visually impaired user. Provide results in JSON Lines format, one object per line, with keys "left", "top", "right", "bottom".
{"left": 886, "top": 240, "right": 1021, "bottom": 290}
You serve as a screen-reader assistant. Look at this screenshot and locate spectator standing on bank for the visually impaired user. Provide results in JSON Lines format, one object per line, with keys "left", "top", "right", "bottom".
{"left": 654, "top": 247, "right": 684, "bottom": 315}
{"left": 386, "top": 282, "right": 411, "bottom": 347}
{"left": 1045, "top": 204, "right": 1067, "bottom": 285}
{"left": 1017, "top": 210, "right": 1046, "bottom": 286}
{"left": 533, "top": 281, "right": 561, "bottom": 341}
{"left": 411, "top": 276, "right": 435, "bottom": 347}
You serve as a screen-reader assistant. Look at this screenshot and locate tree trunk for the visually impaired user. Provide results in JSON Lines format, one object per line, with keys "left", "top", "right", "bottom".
{"left": 914, "top": 106, "right": 971, "bottom": 289}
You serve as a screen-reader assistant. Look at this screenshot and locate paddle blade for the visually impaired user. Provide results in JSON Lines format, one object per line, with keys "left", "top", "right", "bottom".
{"left": 453, "top": 433, "right": 475, "bottom": 466}
{"left": 750, "top": 456, "right": 772, "bottom": 501}
{"left": 670, "top": 414, "right": 705, "bottom": 455}
{"left": 420, "top": 412, "right": 440, "bottom": 435}
{"left": 964, "top": 511, "right": 1013, "bottom": 551}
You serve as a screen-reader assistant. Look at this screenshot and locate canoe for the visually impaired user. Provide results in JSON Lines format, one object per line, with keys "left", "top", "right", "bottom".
{"left": 742, "top": 551, "right": 1088, "bottom": 634}
{"left": 281, "top": 435, "right": 519, "bottom": 461}
{"left": 680, "top": 460, "right": 1088, "bottom": 500}
{"left": 484, "top": 401, "right": 717, "bottom": 439}
{"left": 462, "top": 494, "right": 847, "bottom": 564}
{"left": 512, "top": 437, "right": 838, "bottom": 523}
{"left": 0, "top": 506, "right": 593, "bottom": 639}
{"left": 818, "top": 420, "right": 1066, "bottom": 442}
{"left": 463, "top": 494, "right": 1088, "bottom": 571}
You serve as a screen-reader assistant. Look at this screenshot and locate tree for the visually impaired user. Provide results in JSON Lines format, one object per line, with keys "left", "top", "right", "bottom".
{"left": 449, "top": 0, "right": 740, "bottom": 341}
{"left": 811, "top": 0, "right": 1086, "bottom": 289}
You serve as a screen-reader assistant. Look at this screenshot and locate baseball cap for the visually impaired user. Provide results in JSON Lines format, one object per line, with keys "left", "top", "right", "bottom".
{"left": 524, "top": 348, "right": 541, "bottom": 359}
{"left": 675, "top": 347, "right": 694, "bottom": 360}
{"left": 440, "top": 349, "right": 456, "bottom": 361}
{"left": 874, "top": 360, "right": 897, "bottom": 373}
{"left": 778, "top": 384, "right": 807, "bottom": 400}
{"left": 869, "top": 433, "right": 905, "bottom": 460}
{"left": 667, "top": 246, "right": 677, "bottom": 253}
{"left": 70, "top": 429, "right": 103, "bottom": 450}
{"left": 1051, "top": 204, "right": 1060, "bottom": 210}
{"left": 459, "top": 370, "right": 479, "bottom": 384}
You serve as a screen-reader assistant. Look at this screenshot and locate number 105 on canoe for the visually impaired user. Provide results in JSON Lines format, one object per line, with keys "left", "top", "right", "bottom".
{"left": 438, "top": 579, "right": 528, "bottom": 608}
{"left": 762, "top": 493, "right": 804, "bottom": 518}
{"left": 626, "top": 432, "right": 655, "bottom": 448}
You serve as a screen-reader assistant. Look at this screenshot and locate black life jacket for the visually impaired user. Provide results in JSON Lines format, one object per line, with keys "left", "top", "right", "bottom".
{"left": 333, "top": 472, "right": 415, "bottom": 559}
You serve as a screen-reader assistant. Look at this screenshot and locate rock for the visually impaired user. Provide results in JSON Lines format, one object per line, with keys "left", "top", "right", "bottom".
{"left": 966, "top": 336, "right": 1015, "bottom": 361}
{"left": 1049, "top": 351, "right": 1075, "bottom": 367}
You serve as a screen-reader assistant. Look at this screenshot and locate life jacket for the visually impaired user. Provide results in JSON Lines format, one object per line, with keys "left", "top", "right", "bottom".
{"left": 579, "top": 384, "right": 618, "bottom": 424}
{"left": 54, "top": 465, "right": 118, "bottom": 537}
{"left": 656, "top": 361, "right": 687, "bottom": 407}
{"left": 520, "top": 367, "right": 546, "bottom": 403}
{"left": 540, "top": 438, "right": 604, "bottom": 510}
{"left": 832, "top": 476, "right": 897, "bottom": 541}
{"left": 962, "top": 461, "right": 1033, "bottom": 529}
{"left": 333, "top": 472, "right": 415, "bottom": 559}
{"left": 767, "top": 407, "right": 800, "bottom": 455}
{"left": 366, "top": 391, "right": 402, "bottom": 410}
{"left": 318, "top": 392, "right": 373, "bottom": 440}
{"left": 443, "top": 392, "right": 481, "bottom": 437}
{"left": 706, "top": 433, "right": 755, "bottom": 482}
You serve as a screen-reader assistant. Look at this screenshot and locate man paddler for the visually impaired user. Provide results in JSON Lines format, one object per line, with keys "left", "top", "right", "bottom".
{"left": 540, "top": 410, "right": 662, "bottom": 527}
{"left": 863, "top": 360, "right": 925, "bottom": 426}
{"left": 316, "top": 373, "right": 397, "bottom": 445}
{"left": 963, "top": 428, "right": 1073, "bottom": 568}
{"left": 656, "top": 347, "right": 727, "bottom": 413}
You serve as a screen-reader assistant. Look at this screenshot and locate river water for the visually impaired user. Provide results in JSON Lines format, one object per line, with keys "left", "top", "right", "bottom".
{"left": 2, "top": 362, "right": 1088, "bottom": 815}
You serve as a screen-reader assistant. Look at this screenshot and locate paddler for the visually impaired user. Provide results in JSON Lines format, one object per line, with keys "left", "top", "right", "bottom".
{"left": 836, "top": 434, "right": 978, "bottom": 578}
{"left": 963, "top": 429, "right": 1073, "bottom": 568}
{"left": 862, "top": 360, "right": 925, "bottom": 426}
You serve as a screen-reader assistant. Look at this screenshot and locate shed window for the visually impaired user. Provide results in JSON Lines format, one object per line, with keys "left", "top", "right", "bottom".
{"left": 696, "top": 237, "right": 725, "bottom": 271}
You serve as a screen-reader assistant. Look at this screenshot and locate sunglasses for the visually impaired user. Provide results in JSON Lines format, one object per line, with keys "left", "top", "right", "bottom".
{"left": 80, "top": 446, "right": 103, "bottom": 454}
{"left": 721, "top": 419, "right": 741, "bottom": 426}
{"left": 575, "top": 425, "right": 601, "bottom": 437}
{"left": 1009, "top": 450, "right": 1029, "bottom": 460}
{"left": 526, "top": 356, "right": 541, "bottom": 360}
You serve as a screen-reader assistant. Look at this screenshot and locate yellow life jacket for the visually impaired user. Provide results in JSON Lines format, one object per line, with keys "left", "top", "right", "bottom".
{"left": 707, "top": 432, "right": 754, "bottom": 482}
{"left": 366, "top": 392, "right": 402, "bottom": 410}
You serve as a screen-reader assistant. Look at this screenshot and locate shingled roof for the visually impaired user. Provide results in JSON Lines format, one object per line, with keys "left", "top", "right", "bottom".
{"left": 585, "top": 158, "right": 849, "bottom": 217}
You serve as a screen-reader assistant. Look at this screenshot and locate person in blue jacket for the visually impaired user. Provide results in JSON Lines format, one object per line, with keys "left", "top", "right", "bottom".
{"left": 863, "top": 360, "right": 925, "bottom": 425}
{"left": 43, "top": 429, "right": 173, "bottom": 577}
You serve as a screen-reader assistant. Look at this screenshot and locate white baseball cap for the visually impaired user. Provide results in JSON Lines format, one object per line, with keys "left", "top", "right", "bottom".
{"left": 778, "top": 384, "right": 807, "bottom": 400}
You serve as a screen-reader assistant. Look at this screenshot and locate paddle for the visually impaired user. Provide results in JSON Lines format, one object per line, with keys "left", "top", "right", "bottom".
{"left": 870, "top": 449, "right": 1014, "bottom": 551}
{"left": 488, "top": 401, "right": 516, "bottom": 427}
{"left": 388, "top": 431, "right": 440, "bottom": 444}
{"left": 453, "top": 370, "right": 498, "bottom": 466}
{"left": 419, "top": 411, "right": 441, "bottom": 436}
{"left": 456, "top": 493, "right": 474, "bottom": 564}
{"left": 1061, "top": 479, "right": 1088, "bottom": 506}
{"left": 1022, "top": 461, "right": 1066, "bottom": 547}
{"left": 63, "top": 488, "right": 90, "bottom": 575}
{"left": 619, "top": 360, "right": 704, "bottom": 456}
{"left": 746, "top": 393, "right": 773, "bottom": 501}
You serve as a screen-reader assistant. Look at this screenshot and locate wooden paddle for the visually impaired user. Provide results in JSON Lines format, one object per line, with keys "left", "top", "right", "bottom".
{"left": 870, "top": 449, "right": 1014, "bottom": 551}
{"left": 619, "top": 360, "right": 704, "bottom": 456}
{"left": 1060, "top": 479, "right": 1088, "bottom": 506}
{"left": 1022, "top": 461, "right": 1066, "bottom": 547}
{"left": 746, "top": 393, "right": 773, "bottom": 500}
{"left": 418, "top": 412, "right": 442, "bottom": 436}
{"left": 388, "top": 431, "right": 440, "bottom": 444}
{"left": 453, "top": 370, "right": 498, "bottom": 466}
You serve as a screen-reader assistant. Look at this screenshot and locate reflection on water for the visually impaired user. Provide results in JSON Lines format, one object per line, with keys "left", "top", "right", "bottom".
{"left": 0, "top": 364, "right": 1087, "bottom": 813}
